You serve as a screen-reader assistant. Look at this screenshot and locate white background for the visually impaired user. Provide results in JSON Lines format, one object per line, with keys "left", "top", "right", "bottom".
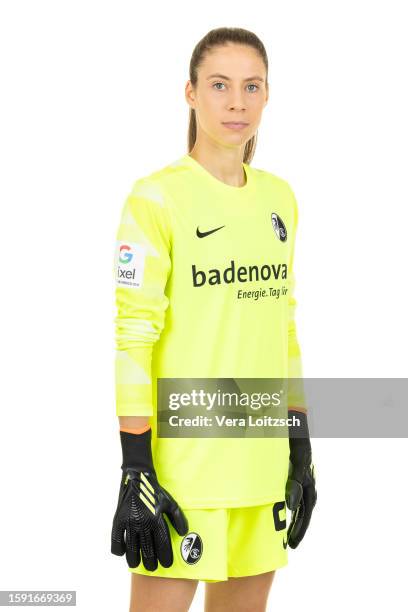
{"left": 1, "top": 1, "right": 407, "bottom": 610}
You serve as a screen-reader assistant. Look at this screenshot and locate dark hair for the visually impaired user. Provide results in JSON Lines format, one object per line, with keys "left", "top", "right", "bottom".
{"left": 187, "top": 27, "right": 269, "bottom": 164}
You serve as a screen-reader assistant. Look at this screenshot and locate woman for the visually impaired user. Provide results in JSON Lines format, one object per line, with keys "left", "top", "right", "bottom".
{"left": 111, "top": 26, "right": 317, "bottom": 612}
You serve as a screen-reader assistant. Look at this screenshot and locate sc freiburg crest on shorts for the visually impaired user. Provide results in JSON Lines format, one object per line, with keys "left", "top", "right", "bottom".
{"left": 180, "top": 532, "right": 203, "bottom": 564}
{"left": 271, "top": 213, "right": 287, "bottom": 242}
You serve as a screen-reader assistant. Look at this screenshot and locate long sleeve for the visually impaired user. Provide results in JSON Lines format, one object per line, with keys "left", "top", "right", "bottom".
{"left": 113, "top": 178, "right": 172, "bottom": 416}
{"left": 287, "top": 186, "right": 308, "bottom": 414}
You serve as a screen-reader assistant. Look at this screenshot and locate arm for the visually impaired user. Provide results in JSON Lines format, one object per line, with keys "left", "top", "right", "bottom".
{"left": 111, "top": 178, "right": 188, "bottom": 571}
{"left": 118, "top": 415, "right": 150, "bottom": 430}
{"left": 287, "top": 187, "right": 308, "bottom": 415}
{"left": 285, "top": 185, "right": 317, "bottom": 548}
{"left": 114, "top": 178, "right": 172, "bottom": 417}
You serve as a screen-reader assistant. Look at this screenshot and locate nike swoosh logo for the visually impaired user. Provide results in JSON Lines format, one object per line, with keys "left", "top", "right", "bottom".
{"left": 283, "top": 536, "right": 288, "bottom": 549}
{"left": 196, "top": 225, "right": 225, "bottom": 238}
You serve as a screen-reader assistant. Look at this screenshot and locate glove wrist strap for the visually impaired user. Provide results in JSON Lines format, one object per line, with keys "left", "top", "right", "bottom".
{"left": 119, "top": 428, "right": 156, "bottom": 475}
{"left": 288, "top": 410, "right": 312, "bottom": 470}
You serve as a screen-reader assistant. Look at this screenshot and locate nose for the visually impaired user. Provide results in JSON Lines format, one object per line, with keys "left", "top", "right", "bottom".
{"left": 227, "top": 87, "right": 246, "bottom": 111}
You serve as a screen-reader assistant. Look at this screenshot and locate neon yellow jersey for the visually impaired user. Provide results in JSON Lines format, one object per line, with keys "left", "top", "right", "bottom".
{"left": 113, "top": 153, "right": 306, "bottom": 509}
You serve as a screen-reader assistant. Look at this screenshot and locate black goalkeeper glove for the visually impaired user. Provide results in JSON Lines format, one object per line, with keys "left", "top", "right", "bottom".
{"left": 111, "top": 427, "right": 189, "bottom": 570}
{"left": 285, "top": 410, "right": 317, "bottom": 549}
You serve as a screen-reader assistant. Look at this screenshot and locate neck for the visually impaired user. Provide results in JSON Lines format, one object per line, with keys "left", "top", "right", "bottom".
{"left": 189, "top": 143, "right": 247, "bottom": 188}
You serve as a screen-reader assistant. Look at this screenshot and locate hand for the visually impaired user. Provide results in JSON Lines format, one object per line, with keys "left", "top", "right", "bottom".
{"left": 111, "top": 428, "right": 189, "bottom": 570}
{"left": 285, "top": 460, "right": 317, "bottom": 549}
{"left": 111, "top": 467, "right": 189, "bottom": 570}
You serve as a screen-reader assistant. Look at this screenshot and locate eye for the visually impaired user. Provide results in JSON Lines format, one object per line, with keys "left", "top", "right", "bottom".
{"left": 212, "top": 82, "right": 260, "bottom": 92}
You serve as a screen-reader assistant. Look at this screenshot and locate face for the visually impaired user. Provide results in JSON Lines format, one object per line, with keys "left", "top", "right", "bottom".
{"left": 185, "top": 43, "right": 268, "bottom": 150}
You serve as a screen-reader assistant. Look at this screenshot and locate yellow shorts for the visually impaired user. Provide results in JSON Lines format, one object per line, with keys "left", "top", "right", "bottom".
{"left": 129, "top": 500, "right": 289, "bottom": 583}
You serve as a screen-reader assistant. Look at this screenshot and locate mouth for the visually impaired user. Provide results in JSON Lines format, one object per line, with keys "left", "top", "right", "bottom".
{"left": 222, "top": 122, "right": 249, "bottom": 130}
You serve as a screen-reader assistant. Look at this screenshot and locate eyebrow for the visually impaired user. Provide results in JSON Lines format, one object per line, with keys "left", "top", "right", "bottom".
{"left": 206, "top": 73, "right": 264, "bottom": 83}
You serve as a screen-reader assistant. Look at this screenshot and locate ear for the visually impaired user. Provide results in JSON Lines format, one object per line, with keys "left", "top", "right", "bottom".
{"left": 185, "top": 80, "right": 195, "bottom": 109}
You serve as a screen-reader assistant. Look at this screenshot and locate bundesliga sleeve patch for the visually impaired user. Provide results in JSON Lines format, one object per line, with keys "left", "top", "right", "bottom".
{"left": 115, "top": 241, "right": 146, "bottom": 289}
